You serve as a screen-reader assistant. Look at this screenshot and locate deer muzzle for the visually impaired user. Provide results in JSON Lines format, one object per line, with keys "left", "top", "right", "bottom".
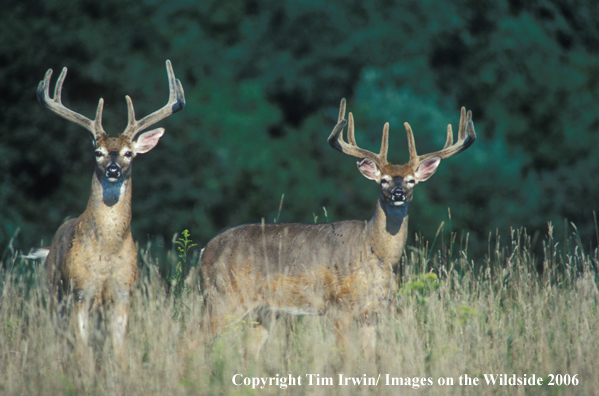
{"left": 105, "top": 164, "right": 121, "bottom": 180}
{"left": 390, "top": 187, "right": 406, "bottom": 206}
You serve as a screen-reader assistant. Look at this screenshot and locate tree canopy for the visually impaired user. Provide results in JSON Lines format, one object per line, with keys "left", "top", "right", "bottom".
{"left": 2, "top": 0, "right": 598, "bottom": 260}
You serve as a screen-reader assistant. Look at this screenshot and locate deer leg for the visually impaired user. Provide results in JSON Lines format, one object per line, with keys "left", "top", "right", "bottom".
{"left": 334, "top": 315, "right": 351, "bottom": 353}
{"left": 111, "top": 299, "right": 129, "bottom": 364}
{"left": 238, "top": 304, "right": 279, "bottom": 358}
{"left": 74, "top": 298, "right": 89, "bottom": 343}
{"left": 72, "top": 297, "right": 93, "bottom": 371}
{"left": 359, "top": 324, "right": 376, "bottom": 360}
{"left": 253, "top": 324, "right": 270, "bottom": 358}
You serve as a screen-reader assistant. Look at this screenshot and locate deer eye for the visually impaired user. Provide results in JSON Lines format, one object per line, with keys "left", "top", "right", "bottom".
{"left": 94, "top": 151, "right": 103, "bottom": 158}
{"left": 406, "top": 179, "right": 415, "bottom": 185}
{"left": 124, "top": 151, "right": 132, "bottom": 158}
{"left": 380, "top": 178, "right": 389, "bottom": 185}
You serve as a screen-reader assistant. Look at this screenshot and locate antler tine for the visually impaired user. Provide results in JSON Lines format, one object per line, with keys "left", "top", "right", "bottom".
{"left": 443, "top": 124, "right": 454, "bottom": 149}
{"left": 347, "top": 112, "right": 357, "bottom": 146}
{"left": 459, "top": 107, "right": 473, "bottom": 141}
{"left": 122, "top": 60, "right": 186, "bottom": 140}
{"left": 404, "top": 122, "right": 418, "bottom": 165}
{"left": 338, "top": 97, "right": 346, "bottom": 124}
{"left": 328, "top": 99, "right": 388, "bottom": 167}
{"left": 380, "top": 122, "right": 389, "bottom": 162}
{"left": 338, "top": 99, "right": 359, "bottom": 147}
{"left": 335, "top": 98, "right": 349, "bottom": 146}
{"left": 408, "top": 107, "right": 476, "bottom": 169}
{"left": 37, "top": 67, "right": 105, "bottom": 143}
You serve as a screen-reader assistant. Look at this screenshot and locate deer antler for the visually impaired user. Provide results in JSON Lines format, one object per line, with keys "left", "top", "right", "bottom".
{"left": 37, "top": 68, "right": 106, "bottom": 143}
{"left": 405, "top": 106, "right": 476, "bottom": 169}
{"left": 121, "top": 60, "right": 185, "bottom": 140}
{"left": 328, "top": 98, "right": 390, "bottom": 168}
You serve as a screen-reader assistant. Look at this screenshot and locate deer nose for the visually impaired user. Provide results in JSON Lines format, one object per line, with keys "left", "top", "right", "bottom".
{"left": 391, "top": 187, "right": 405, "bottom": 202}
{"left": 105, "top": 164, "right": 121, "bottom": 179}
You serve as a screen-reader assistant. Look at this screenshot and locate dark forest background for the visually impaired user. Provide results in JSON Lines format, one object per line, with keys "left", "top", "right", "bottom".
{"left": 2, "top": 0, "right": 598, "bottom": 261}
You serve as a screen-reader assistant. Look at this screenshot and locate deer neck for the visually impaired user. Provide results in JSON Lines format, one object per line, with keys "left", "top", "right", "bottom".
{"left": 365, "top": 195, "right": 409, "bottom": 265}
{"left": 82, "top": 171, "right": 133, "bottom": 241}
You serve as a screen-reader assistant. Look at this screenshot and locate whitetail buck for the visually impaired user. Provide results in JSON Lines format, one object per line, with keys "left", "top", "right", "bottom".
{"left": 37, "top": 60, "right": 184, "bottom": 358}
{"left": 199, "top": 99, "right": 476, "bottom": 345}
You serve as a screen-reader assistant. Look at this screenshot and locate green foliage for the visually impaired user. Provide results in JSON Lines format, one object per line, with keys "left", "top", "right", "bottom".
{"left": 399, "top": 272, "right": 441, "bottom": 304}
{"left": 170, "top": 229, "right": 197, "bottom": 324}
{"left": 1, "top": 0, "right": 598, "bottom": 261}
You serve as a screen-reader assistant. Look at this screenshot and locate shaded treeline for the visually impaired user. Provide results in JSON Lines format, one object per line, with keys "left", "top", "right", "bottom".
{"left": 1, "top": 0, "right": 598, "bottom": 261}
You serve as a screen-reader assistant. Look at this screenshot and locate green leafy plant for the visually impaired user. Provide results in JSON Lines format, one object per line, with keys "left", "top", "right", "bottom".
{"left": 171, "top": 229, "right": 197, "bottom": 324}
{"left": 398, "top": 272, "right": 441, "bottom": 304}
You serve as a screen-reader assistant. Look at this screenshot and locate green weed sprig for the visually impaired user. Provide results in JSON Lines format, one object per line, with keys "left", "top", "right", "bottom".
{"left": 171, "top": 229, "right": 197, "bottom": 324}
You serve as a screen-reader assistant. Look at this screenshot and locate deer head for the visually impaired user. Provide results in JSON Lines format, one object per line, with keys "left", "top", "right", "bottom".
{"left": 37, "top": 60, "right": 185, "bottom": 193}
{"left": 328, "top": 99, "right": 476, "bottom": 210}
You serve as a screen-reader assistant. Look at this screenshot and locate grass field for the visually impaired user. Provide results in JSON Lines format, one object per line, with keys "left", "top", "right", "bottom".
{"left": 1, "top": 224, "right": 597, "bottom": 395}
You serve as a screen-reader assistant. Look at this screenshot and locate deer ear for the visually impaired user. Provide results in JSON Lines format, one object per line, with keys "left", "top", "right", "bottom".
{"left": 133, "top": 128, "right": 164, "bottom": 154}
{"left": 414, "top": 157, "right": 440, "bottom": 182}
{"left": 357, "top": 158, "right": 381, "bottom": 182}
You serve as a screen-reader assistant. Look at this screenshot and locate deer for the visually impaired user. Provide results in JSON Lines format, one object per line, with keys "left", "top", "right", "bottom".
{"left": 198, "top": 99, "right": 476, "bottom": 351}
{"left": 35, "top": 60, "right": 185, "bottom": 361}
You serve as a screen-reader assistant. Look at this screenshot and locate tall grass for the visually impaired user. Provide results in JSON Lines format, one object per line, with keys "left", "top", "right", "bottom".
{"left": 1, "top": 224, "right": 597, "bottom": 395}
